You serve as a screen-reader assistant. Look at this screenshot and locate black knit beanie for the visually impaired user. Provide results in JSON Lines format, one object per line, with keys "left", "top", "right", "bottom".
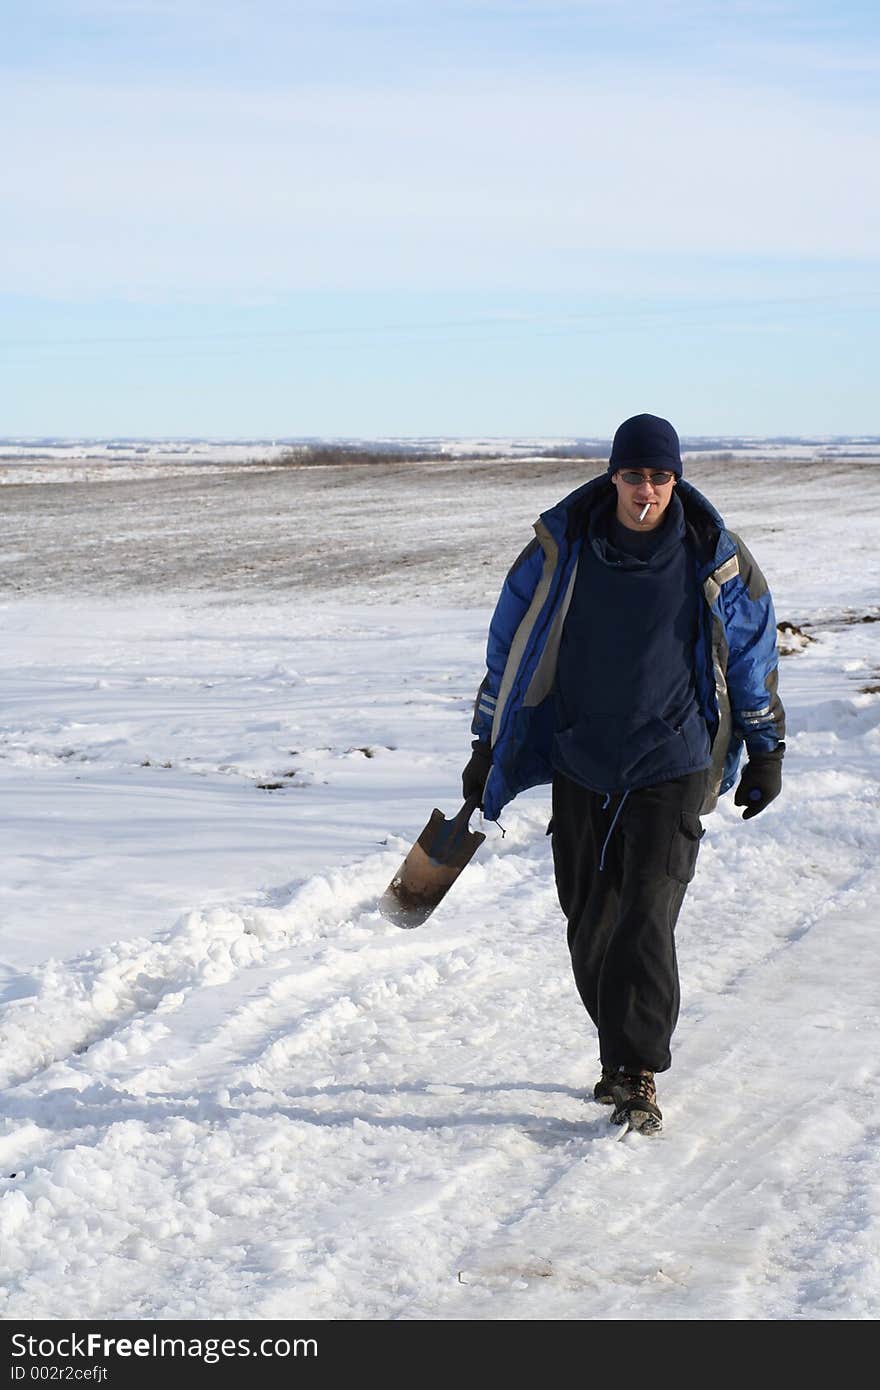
{"left": 607, "top": 414, "right": 683, "bottom": 478}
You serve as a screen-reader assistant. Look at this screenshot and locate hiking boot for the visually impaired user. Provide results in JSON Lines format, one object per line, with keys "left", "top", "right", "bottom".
{"left": 592, "top": 1068, "right": 618, "bottom": 1105}
{"left": 609, "top": 1069, "right": 663, "bottom": 1133}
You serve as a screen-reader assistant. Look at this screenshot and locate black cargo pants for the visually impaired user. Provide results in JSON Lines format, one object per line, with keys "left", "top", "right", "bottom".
{"left": 550, "top": 768, "right": 707, "bottom": 1073}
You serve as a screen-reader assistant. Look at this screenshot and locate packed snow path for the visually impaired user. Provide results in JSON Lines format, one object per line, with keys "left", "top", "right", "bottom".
{"left": 2, "top": 602, "right": 877, "bottom": 1320}
{"left": 3, "top": 808, "right": 879, "bottom": 1318}
{"left": 2, "top": 455, "right": 879, "bottom": 1319}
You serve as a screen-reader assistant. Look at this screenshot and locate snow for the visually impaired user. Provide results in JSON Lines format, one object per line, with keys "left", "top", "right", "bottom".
{"left": 1, "top": 447, "right": 879, "bottom": 1320}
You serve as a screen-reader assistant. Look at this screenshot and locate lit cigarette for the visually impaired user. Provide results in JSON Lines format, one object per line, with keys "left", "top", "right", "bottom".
{"left": 639, "top": 502, "right": 651, "bottom": 521}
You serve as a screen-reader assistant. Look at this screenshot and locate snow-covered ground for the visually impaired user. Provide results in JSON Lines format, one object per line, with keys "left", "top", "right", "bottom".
{"left": 1, "top": 449, "right": 879, "bottom": 1320}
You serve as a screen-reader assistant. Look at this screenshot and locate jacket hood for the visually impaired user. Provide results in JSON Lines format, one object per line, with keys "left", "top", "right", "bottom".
{"left": 588, "top": 490, "right": 687, "bottom": 570}
{"left": 539, "top": 474, "right": 733, "bottom": 576}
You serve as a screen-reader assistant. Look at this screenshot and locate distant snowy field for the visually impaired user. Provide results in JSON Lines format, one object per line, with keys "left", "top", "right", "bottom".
{"left": 1, "top": 444, "right": 879, "bottom": 1320}
{"left": 3, "top": 432, "right": 880, "bottom": 486}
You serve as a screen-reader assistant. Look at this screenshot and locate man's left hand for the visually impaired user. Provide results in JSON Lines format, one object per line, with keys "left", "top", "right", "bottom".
{"left": 734, "top": 747, "right": 784, "bottom": 820}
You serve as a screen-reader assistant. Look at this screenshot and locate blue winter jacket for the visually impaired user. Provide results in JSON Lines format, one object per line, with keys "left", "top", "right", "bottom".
{"left": 471, "top": 475, "right": 785, "bottom": 821}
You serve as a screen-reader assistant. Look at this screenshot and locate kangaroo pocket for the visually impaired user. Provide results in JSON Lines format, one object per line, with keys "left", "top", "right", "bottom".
{"left": 553, "top": 713, "right": 622, "bottom": 790}
{"left": 619, "top": 715, "right": 692, "bottom": 784}
{"left": 621, "top": 704, "right": 709, "bottom": 785}
{"left": 553, "top": 711, "right": 702, "bottom": 791}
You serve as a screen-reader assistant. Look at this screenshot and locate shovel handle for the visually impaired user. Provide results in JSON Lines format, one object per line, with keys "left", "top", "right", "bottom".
{"left": 454, "top": 794, "right": 483, "bottom": 832}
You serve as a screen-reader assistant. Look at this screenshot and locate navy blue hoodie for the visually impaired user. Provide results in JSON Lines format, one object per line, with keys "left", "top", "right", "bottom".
{"left": 552, "top": 491, "right": 711, "bottom": 793}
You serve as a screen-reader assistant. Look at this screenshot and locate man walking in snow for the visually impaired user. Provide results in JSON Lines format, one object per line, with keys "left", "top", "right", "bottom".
{"left": 462, "top": 414, "right": 785, "bottom": 1133}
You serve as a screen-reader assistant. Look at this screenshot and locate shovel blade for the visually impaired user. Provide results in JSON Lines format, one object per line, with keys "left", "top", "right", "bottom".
{"left": 378, "top": 799, "right": 485, "bottom": 929}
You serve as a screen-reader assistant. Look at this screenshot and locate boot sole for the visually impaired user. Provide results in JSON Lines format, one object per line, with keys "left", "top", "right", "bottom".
{"left": 610, "top": 1082, "right": 663, "bottom": 1133}
{"left": 610, "top": 1102, "right": 663, "bottom": 1134}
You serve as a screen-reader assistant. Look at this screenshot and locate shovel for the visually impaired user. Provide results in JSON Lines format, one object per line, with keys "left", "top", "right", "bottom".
{"left": 378, "top": 796, "right": 486, "bottom": 929}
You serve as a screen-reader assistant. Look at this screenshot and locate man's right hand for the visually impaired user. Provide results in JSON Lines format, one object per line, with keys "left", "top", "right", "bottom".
{"left": 462, "top": 742, "right": 492, "bottom": 803}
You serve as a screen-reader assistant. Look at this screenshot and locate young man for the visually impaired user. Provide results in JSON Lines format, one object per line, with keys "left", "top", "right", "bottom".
{"left": 462, "top": 414, "right": 784, "bottom": 1133}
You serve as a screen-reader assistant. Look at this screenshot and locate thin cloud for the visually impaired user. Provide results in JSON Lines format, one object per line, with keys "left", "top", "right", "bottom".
{"left": 3, "top": 68, "right": 878, "bottom": 296}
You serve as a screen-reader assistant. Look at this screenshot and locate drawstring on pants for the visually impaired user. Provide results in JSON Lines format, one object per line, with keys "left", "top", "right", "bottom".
{"left": 599, "top": 790, "right": 629, "bottom": 871}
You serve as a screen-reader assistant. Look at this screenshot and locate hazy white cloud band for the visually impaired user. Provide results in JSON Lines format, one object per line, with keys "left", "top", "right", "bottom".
{"left": 4, "top": 69, "right": 877, "bottom": 297}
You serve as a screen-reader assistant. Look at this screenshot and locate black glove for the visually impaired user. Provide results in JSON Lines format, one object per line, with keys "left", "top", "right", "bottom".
{"left": 462, "top": 741, "right": 492, "bottom": 803}
{"left": 734, "top": 744, "right": 784, "bottom": 820}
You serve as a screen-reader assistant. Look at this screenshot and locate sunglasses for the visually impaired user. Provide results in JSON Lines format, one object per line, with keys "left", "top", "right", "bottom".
{"left": 616, "top": 469, "right": 675, "bottom": 486}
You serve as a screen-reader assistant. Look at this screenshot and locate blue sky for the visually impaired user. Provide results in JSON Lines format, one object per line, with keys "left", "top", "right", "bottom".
{"left": 2, "top": 0, "right": 878, "bottom": 437}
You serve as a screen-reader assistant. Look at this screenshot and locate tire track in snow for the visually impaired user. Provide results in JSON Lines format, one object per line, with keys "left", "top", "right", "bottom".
{"left": 58, "top": 807, "right": 557, "bottom": 1102}
{"left": 1, "top": 831, "right": 556, "bottom": 1161}
{"left": 1, "top": 836, "right": 591, "bottom": 1318}
{"left": 0, "top": 853, "right": 402, "bottom": 1092}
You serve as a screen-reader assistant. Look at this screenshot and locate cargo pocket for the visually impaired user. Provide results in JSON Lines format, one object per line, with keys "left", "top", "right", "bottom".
{"left": 667, "top": 812, "right": 705, "bottom": 884}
